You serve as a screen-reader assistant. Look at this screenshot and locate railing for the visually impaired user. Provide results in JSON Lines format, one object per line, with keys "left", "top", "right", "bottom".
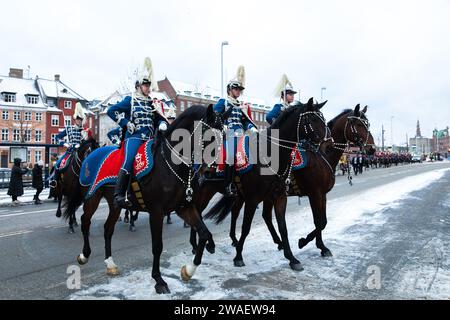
{"left": 0, "top": 171, "right": 33, "bottom": 188}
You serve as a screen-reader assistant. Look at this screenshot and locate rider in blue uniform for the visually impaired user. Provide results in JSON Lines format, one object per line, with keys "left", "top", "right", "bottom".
{"left": 213, "top": 66, "right": 258, "bottom": 195}
{"left": 49, "top": 102, "right": 86, "bottom": 187}
{"left": 266, "top": 74, "right": 297, "bottom": 125}
{"left": 107, "top": 58, "right": 169, "bottom": 208}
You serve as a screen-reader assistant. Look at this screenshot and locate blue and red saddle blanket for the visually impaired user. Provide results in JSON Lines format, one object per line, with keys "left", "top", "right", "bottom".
{"left": 58, "top": 153, "right": 73, "bottom": 174}
{"left": 80, "top": 140, "right": 154, "bottom": 199}
{"left": 213, "top": 136, "right": 308, "bottom": 176}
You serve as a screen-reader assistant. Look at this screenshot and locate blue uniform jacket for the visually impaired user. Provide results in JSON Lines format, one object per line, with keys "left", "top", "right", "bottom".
{"left": 266, "top": 103, "right": 285, "bottom": 125}
{"left": 213, "top": 98, "right": 255, "bottom": 131}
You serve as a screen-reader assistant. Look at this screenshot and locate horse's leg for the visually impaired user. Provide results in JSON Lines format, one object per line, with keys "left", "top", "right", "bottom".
{"left": 179, "top": 206, "right": 214, "bottom": 282}
{"left": 104, "top": 193, "right": 121, "bottom": 276}
{"left": 149, "top": 209, "right": 170, "bottom": 294}
{"left": 77, "top": 193, "right": 101, "bottom": 266}
{"left": 298, "top": 193, "right": 332, "bottom": 257}
{"left": 129, "top": 211, "right": 137, "bottom": 232}
{"left": 233, "top": 201, "right": 258, "bottom": 267}
{"left": 273, "top": 196, "right": 303, "bottom": 271}
{"left": 67, "top": 199, "right": 75, "bottom": 234}
{"left": 262, "top": 200, "right": 283, "bottom": 251}
{"left": 55, "top": 193, "right": 63, "bottom": 218}
{"left": 229, "top": 197, "right": 244, "bottom": 247}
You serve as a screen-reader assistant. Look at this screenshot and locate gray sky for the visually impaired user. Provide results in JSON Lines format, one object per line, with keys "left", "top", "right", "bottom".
{"left": 2, "top": 0, "right": 449, "bottom": 146}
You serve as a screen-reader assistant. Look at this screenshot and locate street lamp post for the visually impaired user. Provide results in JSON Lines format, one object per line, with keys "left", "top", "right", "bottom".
{"left": 221, "top": 41, "right": 229, "bottom": 98}
{"left": 390, "top": 116, "right": 394, "bottom": 148}
{"left": 321, "top": 87, "right": 327, "bottom": 102}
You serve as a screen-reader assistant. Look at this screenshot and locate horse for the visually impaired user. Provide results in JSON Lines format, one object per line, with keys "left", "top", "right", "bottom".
{"left": 252, "top": 105, "right": 375, "bottom": 258}
{"left": 63, "top": 104, "right": 227, "bottom": 294}
{"left": 53, "top": 137, "right": 99, "bottom": 233}
{"left": 198, "top": 98, "right": 329, "bottom": 270}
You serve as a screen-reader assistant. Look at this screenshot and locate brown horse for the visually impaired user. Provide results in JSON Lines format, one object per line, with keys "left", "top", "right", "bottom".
{"left": 63, "top": 104, "right": 226, "bottom": 294}
{"left": 201, "top": 98, "right": 329, "bottom": 270}
{"left": 250, "top": 105, "right": 375, "bottom": 257}
{"left": 53, "top": 137, "right": 99, "bottom": 233}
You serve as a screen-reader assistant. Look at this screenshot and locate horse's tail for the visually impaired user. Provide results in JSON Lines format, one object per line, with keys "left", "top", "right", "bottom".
{"left": 204, "top": 195, "right": 236, "bottom": 224}
{"left": 62, "top": 182, "right": 84, "bottom": 221}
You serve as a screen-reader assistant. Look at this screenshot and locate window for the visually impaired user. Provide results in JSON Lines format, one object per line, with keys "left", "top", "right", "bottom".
{"left": 64, "top": 116, "right": 71, "bottom": 127}
{"left": 24, "top": 129, "right": 31, "bottom": 142}
{"left": 1, "top": 129, "right": 8, "bottom": 141}
{"left": 187, "top": 101, "right": 192, "bottom": 109}
{"left": 51, "top": 115, "right": 59, "bottom": 126}
{"left": 14, "top": 111, "right": 21, "bottom": 121}
{"left": 180, "top": 101, "right": 185, "bottom": 112}
{"left": 35, "top": 113, "right": 42, "bottom": 121}
{"left": 27, "top": 96, "right": 38, "bottom": 104}
{"left": 35, "top": 130, "right": 42, "bottom": 142}
{"left": 27, "top": 150, "right": 31, "bottom": 163}
{"left": 35, "top": 150, "right": 42, "bottom": 163}
{"left": 13, "top": 129, "right": 20, "bottom": 142}
{"left": 3, "top": 93, "right": 16, "bottom": 102}
{"left": 51, "top": 134, "right": 58, "bottom": 145}
{"left": 64, "top": 101, "right": 72, "bottom": 109}
{"left": 24, "top": 112, "right": 32, "bottom": 121}
{"left": 2, "top": 111, "right": 8, "bottom": 120}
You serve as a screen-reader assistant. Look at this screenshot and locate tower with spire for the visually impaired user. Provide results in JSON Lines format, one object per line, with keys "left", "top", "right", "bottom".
{"left": 416, "top": 119, "right": 422, "bottom": 138}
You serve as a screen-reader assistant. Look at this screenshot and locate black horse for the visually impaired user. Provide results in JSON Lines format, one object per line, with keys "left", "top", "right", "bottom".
{"left": 55, "top": 137, "right": 99, "bottom": 233}
{"left": 64, "top": 104, "right": 227, "bottom": 294}
{"left": 198, "top": 98, "right": 328, "bottom": 270}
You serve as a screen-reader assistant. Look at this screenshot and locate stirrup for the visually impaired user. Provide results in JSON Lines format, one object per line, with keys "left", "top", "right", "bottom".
{"left": 115, "top": 195, "right": 131, "bottom": 209}
{"left": 225, "top": 183, "right": 237, "bottom": 196}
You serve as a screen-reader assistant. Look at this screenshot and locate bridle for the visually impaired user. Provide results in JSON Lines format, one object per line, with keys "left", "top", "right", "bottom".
{"left": 333, "top": 112, "right": 371, "bottom": 152}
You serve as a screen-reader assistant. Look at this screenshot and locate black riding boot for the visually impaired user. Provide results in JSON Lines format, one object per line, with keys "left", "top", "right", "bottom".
{"left": 224, "top": 164, "right": 237, "bottom": 196}
{"left": 114, "top": 169, "right": 131, "bottom": 208}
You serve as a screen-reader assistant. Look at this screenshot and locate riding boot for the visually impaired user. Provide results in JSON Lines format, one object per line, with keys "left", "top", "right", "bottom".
{"left": 114, "top": 169, "right": 131, "bottom": 209}
{"left": 224, "top": 164, "right": 237, "bottom": 196}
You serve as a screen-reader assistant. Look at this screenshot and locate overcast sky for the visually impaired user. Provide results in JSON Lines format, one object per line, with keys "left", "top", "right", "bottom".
{"left": 2, "top": 0, "right": 449, "bottom": 146}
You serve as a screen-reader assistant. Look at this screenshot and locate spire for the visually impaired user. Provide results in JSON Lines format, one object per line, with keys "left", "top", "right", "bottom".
{"left": 416, "top": 119, "right": 421, "bottom": 138}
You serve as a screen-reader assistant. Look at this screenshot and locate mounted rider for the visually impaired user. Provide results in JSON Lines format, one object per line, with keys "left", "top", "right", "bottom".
{"left": 49, "top": 102, "right": 88, "bottom": 187}
{"left": 266, "top": 74, "right": 298, "bottom": 125}
{"left": 213, "top": 65, "right": 258, "bottom": 195}
{"left": 107, "top": 57, "right": 169, "bottom": 208}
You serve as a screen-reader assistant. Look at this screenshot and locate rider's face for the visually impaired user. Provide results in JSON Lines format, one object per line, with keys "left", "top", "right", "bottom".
{"left": 230, "top": 88, "right": 242, "bottom": 99}
{"left": 286, "top": 93, "right": 295, "bottom": 104}
{"left": 140, "top": 84, "right": 151, "bottom": 96}
{"left": 75, "top": 118, "right": 82, "bottom": 126}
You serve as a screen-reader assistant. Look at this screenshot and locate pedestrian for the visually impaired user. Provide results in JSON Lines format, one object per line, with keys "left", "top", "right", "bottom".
{"left": 7, "top": 158, "right": 29, "bottom": 206}
{"left": 32, "top": 160, "right": 44, "bottom": 204}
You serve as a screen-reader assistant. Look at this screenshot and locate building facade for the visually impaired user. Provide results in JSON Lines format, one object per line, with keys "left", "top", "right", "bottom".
{"left": 432, "top": 127, "right": 449, "bottom": 157}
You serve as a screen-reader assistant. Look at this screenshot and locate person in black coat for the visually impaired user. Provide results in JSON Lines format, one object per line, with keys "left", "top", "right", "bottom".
{"left": 32, "top": 160, "right": 44, "bottom": 204}
{"left": 7, "top": 158, "right": 29, "bottom": 205}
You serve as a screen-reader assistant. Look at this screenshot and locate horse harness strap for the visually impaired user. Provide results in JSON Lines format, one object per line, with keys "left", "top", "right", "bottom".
{"left": 131, "top": 181, "right": 147, "bottom": 210}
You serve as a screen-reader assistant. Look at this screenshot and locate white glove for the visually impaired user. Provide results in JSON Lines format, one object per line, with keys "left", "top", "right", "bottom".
{"left": 158, "top": 122, "right": 168, "bottom": 132}
{"left": 250, "top": 127, "right": 258, "bottom": 133}
{"left": 81, "top": 130, "right": 88, "bottom": 140}
{"left": 126, "top": 122, "right": 136, "bottom": 134}
{"left": 63, "top": 142, "right": 70, "bottom": 148}
{"left": 75, "top": 143, "right": 80, "bottom": 149}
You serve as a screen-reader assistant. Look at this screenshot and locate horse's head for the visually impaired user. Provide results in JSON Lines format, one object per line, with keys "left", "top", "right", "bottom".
{"left": 344, "top": 104, "right": 371, "bottom": 149}
{"left": 270, "top": 97, "right": 327, "bottom": 146}
{"left": 77, "top": 137, "right": 100, "bottom": 161}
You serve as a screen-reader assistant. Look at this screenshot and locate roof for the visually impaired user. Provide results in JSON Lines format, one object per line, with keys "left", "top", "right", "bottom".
{"left": 0, "top": 75, "right": 47, "bottom": 109}
{"left": 169, "top": 80, "right": 222, "bottom": 101}
{"left": 37, "top": 78, "right": 87, "bottom": 101}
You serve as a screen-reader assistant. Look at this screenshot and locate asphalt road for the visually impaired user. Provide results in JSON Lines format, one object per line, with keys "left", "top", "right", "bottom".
{"left": 0, "top": 161, "right": 449, "bottom": 299}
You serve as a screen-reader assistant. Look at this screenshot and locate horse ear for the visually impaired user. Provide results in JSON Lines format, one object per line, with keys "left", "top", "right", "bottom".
{"left": 206, "top": 104, "right": 214, "bottom": 122}
{"left": 307, "top": 97, "right": 314, "bottom": 110}
{"left": 354, "top": 104, "right": 360, "bottom": 115}
{"left": 317, "top": 100, "right": 328, "bottom": 110}
{"left": 362, "top": 105, "right": 368, "bottom": 113}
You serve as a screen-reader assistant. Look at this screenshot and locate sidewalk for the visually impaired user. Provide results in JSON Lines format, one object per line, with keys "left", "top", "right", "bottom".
{"left": 0, "top": 187, "right": 52, "bottom": 207}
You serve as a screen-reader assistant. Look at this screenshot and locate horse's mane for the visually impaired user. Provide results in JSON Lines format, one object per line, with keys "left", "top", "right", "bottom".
{"left": 327, "top": 109, "right": 352, "bottom": 130}
{"left": 164, "top": 105, "right": 206, "bottom": 138}
{"left": 269, "top": 104, "right": 307, "bottom": 129}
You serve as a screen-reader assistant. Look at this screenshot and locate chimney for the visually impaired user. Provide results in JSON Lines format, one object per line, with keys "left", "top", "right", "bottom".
{"left": 9, "top": 68, "right": 24, "bottom": 79}
{"left": 54, "top": 74, "right": 60, "bottom": 81}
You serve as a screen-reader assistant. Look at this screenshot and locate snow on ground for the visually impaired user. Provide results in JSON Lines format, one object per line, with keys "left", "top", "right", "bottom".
{"left": 71, "top": 168, "right": 450, "bottom": 300}
{"left": 0, "top": 188, "right": 50, "bottom": 206}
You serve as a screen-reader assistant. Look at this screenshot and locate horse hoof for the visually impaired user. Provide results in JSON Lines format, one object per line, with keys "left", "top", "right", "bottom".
{"left": 124, "top": 217, "right": 129, "bottom": 224}
{"left": 74, "top": 221, "right": 79, "bottom": 227}
{"left": 289, "top": 262, "right": 304, "bottom": 271}
{"left": 68, "top": 227, "right": 75, "bottom": 234}
{"left": 181, "top": 266, "right": 192, "bottom": 282}
{"left": 231, "top": 241, "right": 238, "bottom": 247}
{"left": 277, "top": 244, "right": 284, "bottom": 251}
{"left": 234, "top": 260, "right": 245, "bottom": 267}
{"left": 167, "top": 219, "right": 172, "bottom": 225}
{"left": 106, "top": 266, "right": 120, "bottom": 276}
{"left": 77, "top": 254, "right": 89, "bottom": 265}
{"left": 321, "top": 249, "right": 333, "bottom": 257}
{"left": 155, "top": 283, "right": 171, "bottom": 294}
{"left": 298, "top": 238, "right": 308, "bottom": 249}
{"left": 206, "top": 243, "right": 215, "bottom": 254}
{"left": 56, "top": 211, "right": 62, "bottom": 218}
